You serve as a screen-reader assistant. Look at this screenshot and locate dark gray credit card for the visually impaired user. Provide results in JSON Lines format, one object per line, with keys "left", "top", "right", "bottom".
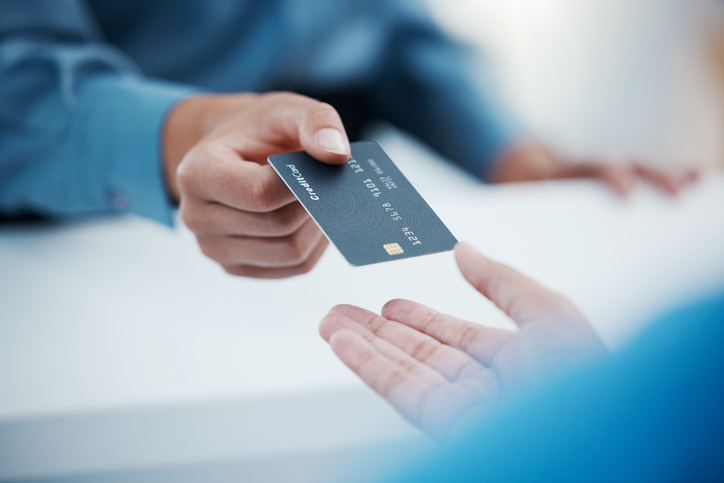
{"left": 268, "top": 140, "right": 458, "bottom": 266}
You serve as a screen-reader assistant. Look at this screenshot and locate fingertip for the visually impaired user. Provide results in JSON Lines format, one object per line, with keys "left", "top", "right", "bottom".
{"left": 327, "top": 329, "right": 344, "bottom": 348}
{"left": 302, "top": 128, "right": 350, "bottom": 166}
{"left": 325, "top": 303, "right": 354, "bottom": 321}
{"left": 320, "top": 304, "right": 351, "bottom": 341}
{"left": 454, "top": 241, "right": 486, "bottom": 270}
{"left": 327, "top": 303, "right": 361, "bottom": 317}
{"left": 319, "top": 311, "right": 358, "bottom": 343}
{"left": 454, "top": 242, "right": 497, "bottom": 295}
{"left": 380, "top": 298, "right": 412, "bottom": 320}
{"left": 380, "top": 298, "right": 399, "bottom": 314}
{"left": 318, "top": 315, "right": 335, "bottom": 342}
{"left": 328, "top": 329, "right": 359, "bottom": 354}
{"left": 295, "top": 98, "right": 351, "bottom": 164}
{"left": 454, "top": 241, "right": 474, "bottom": 256}
{"left": 317, "top": 128, "right": 351, "bottom": 158}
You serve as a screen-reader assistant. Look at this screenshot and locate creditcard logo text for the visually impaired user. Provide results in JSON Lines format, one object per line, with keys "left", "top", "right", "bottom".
{"left": 286, "top": 164, "right": 319, "bottom": 200}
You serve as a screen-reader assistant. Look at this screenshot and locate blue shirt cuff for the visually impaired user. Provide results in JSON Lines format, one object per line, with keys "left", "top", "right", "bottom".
{"left": 76, "top": 75, "right": 198, "bottom": 226}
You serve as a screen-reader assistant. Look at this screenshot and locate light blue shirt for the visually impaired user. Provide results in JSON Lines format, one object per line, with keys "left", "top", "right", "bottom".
{"left": 0, "top": 0, "right": 518, "bottom": 226}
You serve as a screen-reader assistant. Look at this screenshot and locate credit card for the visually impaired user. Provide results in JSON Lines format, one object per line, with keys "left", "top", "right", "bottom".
{"left": 268, "top": 140, "right": 457, "bottom": 266}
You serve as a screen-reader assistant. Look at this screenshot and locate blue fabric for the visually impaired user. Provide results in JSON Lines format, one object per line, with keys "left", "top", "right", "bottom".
{"left": 0, "top": 0, "right": 519, "bottom": 225}
{"left": 391, "top": 294, "right": 724, "bottom": 482}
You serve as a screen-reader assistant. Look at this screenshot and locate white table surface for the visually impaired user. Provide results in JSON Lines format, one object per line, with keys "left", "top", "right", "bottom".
{"left": 2, "top": 135, "right": 723, "bottom": 481}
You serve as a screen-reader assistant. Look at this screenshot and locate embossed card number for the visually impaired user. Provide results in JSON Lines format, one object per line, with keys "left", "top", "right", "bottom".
{"left": 268, "top": 140, "right": 457, "bottom": 266}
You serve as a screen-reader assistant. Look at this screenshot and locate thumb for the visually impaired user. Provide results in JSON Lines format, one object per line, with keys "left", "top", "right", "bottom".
{"left": 454, "top": 242, "right": 579, "bottom": 326}
{"left": 255, "top": 92, "right": 351, "bottom": 165}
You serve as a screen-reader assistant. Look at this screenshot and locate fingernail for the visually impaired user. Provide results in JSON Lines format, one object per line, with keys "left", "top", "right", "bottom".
{"left": 317, "top": 128, "right": 349, "bottom": 155}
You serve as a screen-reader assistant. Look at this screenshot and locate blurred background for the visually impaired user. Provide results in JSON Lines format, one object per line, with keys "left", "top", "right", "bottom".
{"left": 425, "top": 0, "right": 724, "bottom": 169}
{"left": 2, "top": 1, "right": 724, "bottom": 482}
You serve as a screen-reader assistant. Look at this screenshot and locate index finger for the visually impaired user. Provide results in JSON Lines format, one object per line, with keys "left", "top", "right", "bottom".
{"left": 179, "top": 143, "right": 296, "bottom": 212}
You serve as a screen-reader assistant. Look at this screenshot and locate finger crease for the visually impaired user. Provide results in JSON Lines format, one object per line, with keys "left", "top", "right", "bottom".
{"left": 378, "top": 368, "right": 408, "bottom": 398}
{"left": 368, "top": 315, "right": 391, "bottom": 336}
{"left": 352, "top": 347, "right": 378, "bottom": 372}
{"left": 458, "top": 324, "right": 481, "bottom": 352}
{"left": 420, "top": 310, "right": 442, "bottom": 334}
{"left": 410, "top": 339, "right": 440, "bottom": 363}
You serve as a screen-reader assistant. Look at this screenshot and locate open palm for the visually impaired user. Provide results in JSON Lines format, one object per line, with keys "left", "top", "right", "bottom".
{"left": 319, "top": 242, "right": 606, "bottom": 439}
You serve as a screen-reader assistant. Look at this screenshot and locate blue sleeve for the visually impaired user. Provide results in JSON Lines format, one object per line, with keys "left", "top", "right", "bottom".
{"left": 370, "top": 1, "right": 522, "bottom": 178}
{"left": 0, "top": 0, "right": 196, "bottom": 225}
{"left": 390, "top": 295, "right": 724, "bottom": 482}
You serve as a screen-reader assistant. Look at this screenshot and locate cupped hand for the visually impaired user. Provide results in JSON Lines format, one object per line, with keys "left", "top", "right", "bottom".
{"left": 319, "top": 242, "right": 606, "bottom": 439}
{"left": 490, "top": 142, "right": 698, "bottom": 196}
{"left": 163, "top": 92, "right": 351, "bottom": 278}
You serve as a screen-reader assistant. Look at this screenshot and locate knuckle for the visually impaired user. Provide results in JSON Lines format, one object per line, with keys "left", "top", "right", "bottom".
{"left": 177, "top": 144, "right": 213, "bottom": 195}
{"left": 268, "top": 205, "right": 306, "bottom": 235}
{"left": 176, "top": 160, "right": 196, "bottom": 194}
{"left": 179, "top": 203, "right": 205, "bottom": 233}
{"left": 294, "top": 256, "right": 317, "bottom": 275}
{"left": 307, "top": 101, "right": 338, "bottom": 123}
{"left": 248, "top": 171, "right": 285, "bottom": 212}
{"left": 249, "top": 178, "right": 276, "bottom": 211}
{"left": 313, "top": 101, "right": 337, "bottom": 115}
{"left": 327, "top": 304, "right": 354, "bottom": 317}
{"left": 198, "top": 240, "right": 229, "bottom": 264}
{"left": 260, "top": 91, "right": 298, "bottom": 106}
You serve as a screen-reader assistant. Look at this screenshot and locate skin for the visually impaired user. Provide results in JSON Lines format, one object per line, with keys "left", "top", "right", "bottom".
{"left": 162, "top": 93, "right": 698, "bottom": 278}
{"left": 163, "top": 92, "right": 351, "bottom": 278}
{"left": 319, "top": 242, "right": 607, "bottom": 440}
{"left": 490, "top": 142, "right": 699, "bottom": 196}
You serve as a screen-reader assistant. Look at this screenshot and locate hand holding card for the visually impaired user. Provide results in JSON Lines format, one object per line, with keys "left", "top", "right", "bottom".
{"left": 172, "top": 92, "right": 350, "bottom": 279}
{"left": 269, "top": 141, "right": 457, "bottom": 266}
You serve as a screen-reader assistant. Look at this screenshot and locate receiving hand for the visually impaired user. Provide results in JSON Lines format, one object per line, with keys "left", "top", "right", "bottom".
{"left": 490, "top": 142, "right": 698, "bottom": 196}
{"left": 163, "top": 92, "right": 351, "bottom": 278}
{"left": 319, "top": 242, "right": 606, "bottom": 439}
